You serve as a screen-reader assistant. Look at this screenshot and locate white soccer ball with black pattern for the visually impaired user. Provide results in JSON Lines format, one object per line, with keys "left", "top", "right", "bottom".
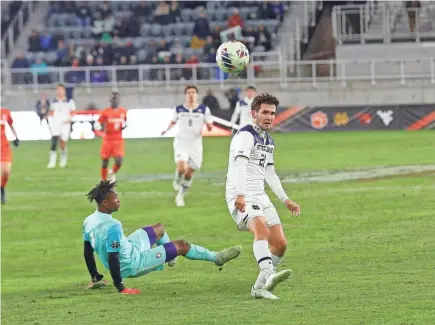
{"left": 216, "top": 41, "right": 250, "bottom": 74}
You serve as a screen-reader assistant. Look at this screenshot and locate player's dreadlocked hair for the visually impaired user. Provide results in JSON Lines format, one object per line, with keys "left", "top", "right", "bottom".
{"left": 251, "top": 93, "right": 279, "bottom": 112}
{"left": 86, "top": 181, "right": 117, "bottom": 204}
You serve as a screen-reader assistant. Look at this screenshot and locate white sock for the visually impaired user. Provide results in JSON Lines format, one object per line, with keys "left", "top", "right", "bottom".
{"left": 61, "top": 148, "right": 67, "bottom": 159}
{"left": 181, "top": 179, "right": 192, "bottom": 194}
{"left": 253, "top": 240, "right": 273, "bottom": 271}
{"left": 271, "top": 254, "right": 283, "bottom": 268}
{"left": 49, "top": 150, "right": 57, "bottom": 162}
{"left": 253, "top": 240, "right": 274, "bottom": 290}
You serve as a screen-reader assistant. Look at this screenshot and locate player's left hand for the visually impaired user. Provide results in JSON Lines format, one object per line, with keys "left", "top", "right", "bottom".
{"left": 284, "top": 199, "right": 300, "bottom": 216}
{"left": 13, "top": 139, "right": 20, "bottom": 147}
{"left": 206, "top": 124, "right": 213, "bottom": 131}
{"left": 85, "top": 279, "right": 108, "bottom": 290}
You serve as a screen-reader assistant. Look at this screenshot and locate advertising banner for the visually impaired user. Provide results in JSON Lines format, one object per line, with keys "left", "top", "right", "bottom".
{"left": 272, "top": 104, "right": 435, "bottom": 132}
{"left": 4, "top": 104, "right": 434, "bottom": 141}
{"left": 5, "top": 109, "right": 233, "bottom": 141}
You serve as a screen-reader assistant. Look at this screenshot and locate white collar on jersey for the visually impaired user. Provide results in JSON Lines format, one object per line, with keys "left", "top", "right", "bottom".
{"left": 244, "top": 97, "right": 254, "bottom": 104}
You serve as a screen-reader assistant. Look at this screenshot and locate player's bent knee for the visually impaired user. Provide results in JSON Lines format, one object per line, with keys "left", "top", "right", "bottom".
{"left": 185, "top": 168, "right": 194, "bottom": 178}
{"left": 172, "top": 239, "right": 191, "bottom": 255}
{"left": 151, "top": 223, "right": 165, "bottom": 237}
{"left": 115, "top": 157, "right": 123, "bottom": 166}
{"left": 271, "top": 238, "right": 287, "bottom": 254}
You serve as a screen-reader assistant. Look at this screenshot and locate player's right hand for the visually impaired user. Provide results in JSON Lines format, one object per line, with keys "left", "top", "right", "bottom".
{"left": 161, "top": 130, "right": 166, "bottom": 136}
{"left": 13, "top": 139, "right": 19, "bottom": 147}
{"left": 235, "top": 195, "right": 246, "bottom": 213}
{"left": 120, "top": 288, "right": 141, "bottom": 295}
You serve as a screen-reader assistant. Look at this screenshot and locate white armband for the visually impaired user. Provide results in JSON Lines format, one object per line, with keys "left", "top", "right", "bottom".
{"left": 265, "top": 164, "right": 289, "bottom": 203}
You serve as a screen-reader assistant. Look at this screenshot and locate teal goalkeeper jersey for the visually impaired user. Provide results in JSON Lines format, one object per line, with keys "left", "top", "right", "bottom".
{"left": 82, "top": 210, "right": 138, "bottom": 277}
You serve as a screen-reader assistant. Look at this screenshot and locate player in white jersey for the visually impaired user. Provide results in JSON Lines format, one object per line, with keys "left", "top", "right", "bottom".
{"left": 161, "top": 85, "right": 213, "bottom": 207}
{"left": 225, "top": 93, "right": 301, "bottom": 300}
{"left": 230, "top": 85, "right": 257, "bottom": 133}
{"left": 47, "top": 84, "right": 76, "bottom": 168}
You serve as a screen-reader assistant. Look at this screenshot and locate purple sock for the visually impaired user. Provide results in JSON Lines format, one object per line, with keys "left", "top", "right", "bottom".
{"left": 142, "top": 226, "right": 157, "bottom": 246}
{"left": 163, "top": 242, "right": 178, "bottom": 262}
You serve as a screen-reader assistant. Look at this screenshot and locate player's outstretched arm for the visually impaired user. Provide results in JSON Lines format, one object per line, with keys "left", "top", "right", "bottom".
{"left": 84, "top": 241, "right": 107, "bottom": 289}
{"left": 161, "top": 121, "right": 176, "bottom": 136}
{"left": 108, "top": 252, "right": 141, "bottom": 295}
{"left": 265, "top": 164, "right": 300, "bottom": 216}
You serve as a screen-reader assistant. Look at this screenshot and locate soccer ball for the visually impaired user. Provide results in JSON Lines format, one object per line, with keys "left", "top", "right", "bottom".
{"left": 216, "top": 41, "right": 250, "bottom": 74}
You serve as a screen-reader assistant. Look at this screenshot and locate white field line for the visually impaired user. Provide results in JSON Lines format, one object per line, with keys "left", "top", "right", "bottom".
{"left": 8, "top": 185, "right": 435, "bottom": 197}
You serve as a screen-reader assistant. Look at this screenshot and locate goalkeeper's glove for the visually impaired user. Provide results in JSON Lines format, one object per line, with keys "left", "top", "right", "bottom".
{"left": 13, "top": 139, "right": 19, "bottom": 147}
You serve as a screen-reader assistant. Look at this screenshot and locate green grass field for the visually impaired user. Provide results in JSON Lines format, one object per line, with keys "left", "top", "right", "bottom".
{"left": 2, "top": 131, "right": 435, "bottom": 325}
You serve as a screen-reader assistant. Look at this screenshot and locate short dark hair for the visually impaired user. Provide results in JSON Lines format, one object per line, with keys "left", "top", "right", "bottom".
{"left": 86, "top": 181, "right": 117, "bottom": 204}
{"left": 246, "top": 85, "right": 256, "bottom": 91}
{"left": 184, "top": 85, "right": 198, "bottom": 94}
{"left": 251, "top": 93, "right": 279, "bottom": 112}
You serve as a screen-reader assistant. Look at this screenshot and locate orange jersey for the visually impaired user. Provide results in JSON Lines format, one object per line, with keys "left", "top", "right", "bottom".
{"left": 0, "top": 108, "right": 13, "bottom": 147}
{"left": 98, "top": 107, "right": 127, "bottom": 141}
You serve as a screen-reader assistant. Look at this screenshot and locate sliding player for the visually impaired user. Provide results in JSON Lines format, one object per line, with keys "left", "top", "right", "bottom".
{"left": 225, "top": 93, "right": 301, "bottom": 300}
{"left": 161, "top": 85, "right": 213, "bottom": 207}
{"left": 0, "top": 107, "right": 19, "bottom": 204}
{"left": 95, "top": 91, "right": 127, "bottom": 182}
{"left": 83, "top": 181, "right": 242, "bottom": 294}
{"left": 47, "top": 84, "right": 76, "bottom": 168}
{"left": 230, "top": 85, "right": 257, "bottom": 133}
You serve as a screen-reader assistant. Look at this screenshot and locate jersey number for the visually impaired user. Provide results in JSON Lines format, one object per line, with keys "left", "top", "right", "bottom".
{"left": 188, "top": 119, "right": 193, "bottom": 127}
{"left": 259, "top": 154, "right": 266, "bottom": 168}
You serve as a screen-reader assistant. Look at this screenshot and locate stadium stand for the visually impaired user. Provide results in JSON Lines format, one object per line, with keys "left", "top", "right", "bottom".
{"left": 18, "top": 1, "right": 283, "bottom": 65}
{"left": 1, "top": 1, "right": 35, "bottom": 57}
{"left": 332, "top": 1, "right": 435, "bottom": 78}
{"left": 5, "top": 0, "right": 295, "bottom": 85}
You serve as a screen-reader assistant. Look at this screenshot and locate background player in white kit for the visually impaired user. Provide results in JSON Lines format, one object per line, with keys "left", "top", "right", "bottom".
{"left": 225, "top": 93, "right": 301, "bottom": 300}
{"left": 47, "top": 84, "right": 76, "bottom": 168}
{"left": 230, "top": 85, "right": 257, "bottom": 133}
{"left": 161, "top": 85, "right": 213, "bottom": 207}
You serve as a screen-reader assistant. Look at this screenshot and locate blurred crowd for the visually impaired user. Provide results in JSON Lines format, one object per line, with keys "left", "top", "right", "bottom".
{"left": 11, "top": 0, "right": 286, "bottom": 84}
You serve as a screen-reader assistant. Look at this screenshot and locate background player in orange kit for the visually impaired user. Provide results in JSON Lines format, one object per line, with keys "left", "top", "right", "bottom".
{"left": 95, "top": 92, "right": 127, "bottom": 182}
{"left": 0, "top": 108, "right": 20, "bottom": 204}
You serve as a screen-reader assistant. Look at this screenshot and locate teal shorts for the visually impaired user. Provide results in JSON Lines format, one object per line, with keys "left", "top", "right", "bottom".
{"left": 123, "top": 228, "right": 177, "bottom": 278}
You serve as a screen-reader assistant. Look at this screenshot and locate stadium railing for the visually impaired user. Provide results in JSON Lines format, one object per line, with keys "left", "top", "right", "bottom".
{"left": 5, "top": 58, "right": 435, "bottom": 90}
{"left": 1, "top": 1, "right": 37, "bottom": 58}
{"left": 332, "top": 2, "right": 435, "bottom": 45}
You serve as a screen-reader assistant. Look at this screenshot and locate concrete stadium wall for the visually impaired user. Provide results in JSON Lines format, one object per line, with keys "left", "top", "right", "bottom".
{"left": 3, "top": 80, "right": 435, "bottom": 111}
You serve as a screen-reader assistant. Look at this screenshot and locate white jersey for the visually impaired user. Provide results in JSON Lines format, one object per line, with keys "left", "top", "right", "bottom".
{"left": 50, "top": 98, "right": 76, "bottom": 127}
{"left": 226, "top": 124, "right": 275, "bottom": 200}
{"left": 230, "top": 97, "right": 253, "bottom": 128}
{"left": 172, "top": 104, "right": 212, "bottom": 144}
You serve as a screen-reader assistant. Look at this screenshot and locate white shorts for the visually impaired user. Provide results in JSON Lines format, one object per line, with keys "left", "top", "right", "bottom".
{"left": 226, "top": 193, "right": 281, "bottom": 231}
{"left": 51, "top": 123, "right": 71, "bottom": 142}
{"left": 173, "top": 141, "right": 203, "bottom": 170}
